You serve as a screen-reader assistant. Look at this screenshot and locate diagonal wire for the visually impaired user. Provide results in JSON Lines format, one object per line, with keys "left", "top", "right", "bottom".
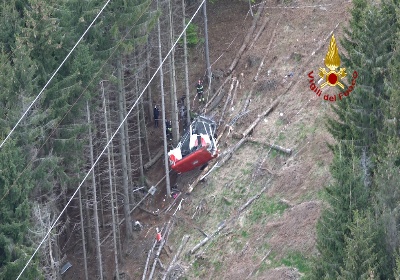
{"left": 0, "top": 0, "right": 151, "bottom": 205}
{"left": 16, "top": 0, "right": 206, "bottom": 278}
{"left": 0, "top": 0, "right": 113, "bottom": 150}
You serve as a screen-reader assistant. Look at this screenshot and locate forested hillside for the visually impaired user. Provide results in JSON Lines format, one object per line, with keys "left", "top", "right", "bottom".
{"left": 0, "top": 0, "right": 399, "bottom": 279}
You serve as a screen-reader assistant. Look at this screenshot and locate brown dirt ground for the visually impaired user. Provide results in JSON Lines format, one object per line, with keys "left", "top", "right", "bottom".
{"left": 63, "top": 0, "right": 354, "bottom": 279}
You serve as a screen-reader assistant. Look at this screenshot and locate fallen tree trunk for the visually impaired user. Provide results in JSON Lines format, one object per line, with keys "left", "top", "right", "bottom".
{"left": 244, "top": 101, "right": 279, "bottom": 135}
{"left": 230, "top": 73, "right": 242, "bottom": 108}
{"left": 161, "top": 235, "right": 190, "bottom": 280}
{"left": 249, "top": 16, "right": 270, "bottom": 50}
{"left": 218, "top": 77, "right": 237, "bottom": 126}
{"left": 186, "top": 159, "right": 217, "bottom": 193}
{"left": 139, "top": 206, "right": 159, "bottom": 216}
{"left": 231, "top": 135, "right": 292, "bottom": 155}
{"left": 245, "top": 250, "right": 271, "bottom": 279}
{"left": 148, "top": 222, "right": 173, "bottom": 280}
{"left": 189, "top": 221, "right": 226, "bottom": 254}
{"left": 253, "top": 18, "right": 281, "bottom": 82}
{"left": 248, "top": 137, "right": 292, "bottom": 155}
{"left": 227, "top": 3, "right": 265, "bottom": 74}
{"left": 238, "top": 181, "right": 270, "bottom": 214}
{"left": 204, "top": 74, "right": 232, "bottom": 111}
{"left": 241, "top": 99, "right": 279, "bottom": 138}
{"left": 142, "top": 240, "right": 158, "bottom": 280}
{"left": 144, "top": 148, "right": 163, "bottom": 170}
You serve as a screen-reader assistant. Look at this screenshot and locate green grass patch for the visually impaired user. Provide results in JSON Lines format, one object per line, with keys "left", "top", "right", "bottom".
{"left": 213, "top": 261, "right": 223, "bottom": 272}
{"left": 280, "top": 252, "right": 311, "bottom": 274}
{"left": 241, "top": 230, "right": 249, "bottom": 238}
{"left": 298, "top": 122, "right": 318, "bottom": 142}
{"left": 248, "top": 196, "right": 288, "bottom": 224}
{"left": 275, "top": 118, "right": 284, "bottom": 126}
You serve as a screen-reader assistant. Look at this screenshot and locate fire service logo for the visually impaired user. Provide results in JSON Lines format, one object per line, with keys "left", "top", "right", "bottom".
{"left": 308, "top": 34, "right": 358, "bottom": 102}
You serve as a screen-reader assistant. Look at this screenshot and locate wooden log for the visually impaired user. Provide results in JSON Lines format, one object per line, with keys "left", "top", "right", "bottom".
{"left": 238, "top": 182, "right": 270, "bottom": 214}
{"left": 186, "top": 159, "right": 217, "bottom": 193}
{"left": 230, "top": 74, "right": 241, "bottom": 108}
{"left": 245, "top": 250, "right": 271, "bottom": 279}
{"left": 189, "top": 221, "right": 226, "bottom": 254}
{"left": 188, "top": 136, "right": 249, "bottom": 194}
{"left": 204, "top": 74, "right": 231, "bottom": 110}
{"left": 218, "top": 77, "right": 237, "bottom": 126}
{"left": 206, "top": 86, "right": 228, "bottom": 113}
{"left": 248, "top": 15, "right": 270, "bottom": 50}
{"left": 227, "top": 3, "right": 265, "bottom": 74}
{"left": 219, "top": 136, "right": 249, "bottom": 166}
{"left": 161, "top": 235, "right": 190, "bottom": 280}
{"left": 144, "top": 148, "right": 163, "bottom": 170}
{"left": 241, "top": 99, "right": 279, "bottom": 138}
{"left": 253, "top": 18, "right": 281, "bottom": 82}
{"left": 230, "top": 135, "right": 292, "bottom": 155}
{"left": 248, "top": 137, "right": 292, "bottom": 155}
{"left": 139, "top": 206, "right": 159, "bottom": 216}
{"left": 142, "top": 240, "right": 158, "bottom": 280}
{"left": 196, "top": 227, "right": 209, "bottom": 237}
{"left": 148, "top": 222, "right": 173, "bottom": 280}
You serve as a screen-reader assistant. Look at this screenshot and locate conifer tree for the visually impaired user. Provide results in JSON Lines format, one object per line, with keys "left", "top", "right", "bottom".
{"left": 0, "top": 139, "right": 42, "bottom": 279}
{"left": 327, "top": 0, "right": 397, "bottom": 158}
{"left": 311, "top": 143, "right": 368, "bottom": 279}
{"left": 338, "top": 210, "right": 386, "bottom": 280}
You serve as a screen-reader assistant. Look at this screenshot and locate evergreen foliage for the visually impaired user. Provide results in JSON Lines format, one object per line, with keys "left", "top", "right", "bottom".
{"left": 312, "top": 0, "right": 400, "bottom": 278}
{"left": 0, "top": 140, "right": 42, "bottom": 279}
{"left": 311, "top": 143, "right": 368, "bottom": 279}
{"left": 338, "top": 210, "right": 386, "bottom": 280}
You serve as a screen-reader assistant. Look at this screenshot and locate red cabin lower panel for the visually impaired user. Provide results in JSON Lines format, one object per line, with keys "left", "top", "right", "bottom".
{"left": 170, "top": 147, "right": 217, "bottom": 173}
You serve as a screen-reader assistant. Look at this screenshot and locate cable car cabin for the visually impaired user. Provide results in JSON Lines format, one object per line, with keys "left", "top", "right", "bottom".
{"left": 168, "top": 116, "right": 219, "bottom": 173}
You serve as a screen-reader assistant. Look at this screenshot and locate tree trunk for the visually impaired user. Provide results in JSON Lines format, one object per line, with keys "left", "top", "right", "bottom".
{"left": 203, "top": 0, "right": 212, "bottom": 88}
{"left": 182, "top": 0, "right": 191, "bottom": 129}
{"left": 136, "top": 72, "right": 145, "bottom": 185}
{"left": 107, "top": 92, "right": 123, "bottom": 259}
{"left": 117, "top": 56, "right": 133, "bottom": 239}
{"left": 140, "top": 98, "right": 151, "bottom": 161}
{"left": 86, "top": 101, "right": 103, "bottom": 279}
{"left": 158, "top": 0, "right": 171, "bottom": 197}
{"left": 97, "top": 171, "right": 105, "bottom": 228}
{"left": 121, "top": 66, "right": 134, "bottom": 205}
{"left": 82, "top": 181, "right": 93, "bottom": 253}
{"left": 147, "top": 38, "right": 154, "bottom": 119}
{"left": 102, "top": 88, "right": 120, "bottom": 280}
{"left": 168, "top": 0, "right": 180, "bottom": 146}
{"left": 78, "top": 187, "right": 89, "bottom": 280}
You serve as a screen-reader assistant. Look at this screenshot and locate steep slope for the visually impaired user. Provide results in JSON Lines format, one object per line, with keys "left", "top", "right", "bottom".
{"left": 153, "top": 0, "right": 353, "bottom": 279}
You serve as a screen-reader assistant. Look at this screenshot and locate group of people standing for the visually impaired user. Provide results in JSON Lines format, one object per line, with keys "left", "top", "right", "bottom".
{"left": 153, "top": 79, "right": 205, "bottom": 140}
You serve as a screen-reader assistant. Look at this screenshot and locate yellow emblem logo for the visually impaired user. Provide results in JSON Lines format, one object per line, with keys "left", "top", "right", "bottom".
{"left": 318, "top": 34, "right": 347, "bottom": 89}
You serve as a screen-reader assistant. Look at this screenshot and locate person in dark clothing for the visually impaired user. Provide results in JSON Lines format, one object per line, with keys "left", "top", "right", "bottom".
{"left": 166, "top": 120, "right": 172, "bottom": 141}
{"left": 196, "top": 80, "right": 204, "bottom": 104}
{"left": 153, "top": 105, "right": 159, "bottom": 127}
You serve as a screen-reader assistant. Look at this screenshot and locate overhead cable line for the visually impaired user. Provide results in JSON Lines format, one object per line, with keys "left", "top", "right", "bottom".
{"left": 16, "top": 0, "right": 206, "bottom": 278}
{"left": 0, "top": 0, "right": 151, "bottom": 204}
{"left": 0, "top": 0, "right": 113, "bottom": 150}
